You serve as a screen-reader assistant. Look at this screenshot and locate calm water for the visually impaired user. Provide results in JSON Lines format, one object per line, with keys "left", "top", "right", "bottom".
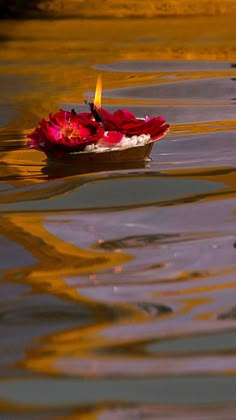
{"left": 1, "top": 17, "right": 236, "bottom": 418}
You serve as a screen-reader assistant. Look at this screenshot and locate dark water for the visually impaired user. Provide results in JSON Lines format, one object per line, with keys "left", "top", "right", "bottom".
{"left": 1, "top": 17, "right": 236, "bottom": 418}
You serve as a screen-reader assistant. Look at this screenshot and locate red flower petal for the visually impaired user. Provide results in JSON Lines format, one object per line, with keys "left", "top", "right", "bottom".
{"left": 141, "top": 117, "right": 167, "bottom": 135}
{"left": 100, "top": 108, "right": 169, "bottom": 138}
{"left": 151, "top": 124, "right": 170, "bottom": 141}
{"left": 102, "top": 131, "right": 123, "bottom": 144}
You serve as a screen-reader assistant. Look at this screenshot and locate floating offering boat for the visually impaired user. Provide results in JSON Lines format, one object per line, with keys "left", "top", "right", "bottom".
{"left": 27, "top": 76, "right": 169, "bottom": 164}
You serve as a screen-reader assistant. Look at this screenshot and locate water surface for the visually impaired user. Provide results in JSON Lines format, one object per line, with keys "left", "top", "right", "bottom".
{"left": 0, "top": 17, "right": 236, "bottom": 418}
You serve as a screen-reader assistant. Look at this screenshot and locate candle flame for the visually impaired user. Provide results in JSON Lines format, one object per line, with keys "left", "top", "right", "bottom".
{"left": 94, "top": 75, "right": 102, "bottom": 109}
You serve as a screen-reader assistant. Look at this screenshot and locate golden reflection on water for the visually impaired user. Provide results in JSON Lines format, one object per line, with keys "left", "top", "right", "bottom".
{"left": 1, "top": 14, "right": 236, "bottom": 416}
{"left": 0, "top": 16, "right": 236, "bottom": 131}
{"left": 1, "top": 213, "right": 132, "bottom": 301}
{"left": 172, "top": 120, "right": 236, "bottom": 136}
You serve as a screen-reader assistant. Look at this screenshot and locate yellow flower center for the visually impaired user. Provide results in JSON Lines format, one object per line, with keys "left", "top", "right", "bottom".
{"left": 61, "top": 124, "right": 80, "bottom": 140}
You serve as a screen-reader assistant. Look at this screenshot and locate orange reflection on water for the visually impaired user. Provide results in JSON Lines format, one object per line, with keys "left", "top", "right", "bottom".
{"left": 1, "top": 213, "right": 132, "bottom": 302}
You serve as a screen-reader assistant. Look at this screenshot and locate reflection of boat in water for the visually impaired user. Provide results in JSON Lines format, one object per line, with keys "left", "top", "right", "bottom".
{"left": 42, "top": 148, "right": 152, "bottom": 179}
{"left": 41, "top": 152, "right": 149, "bottom": 178}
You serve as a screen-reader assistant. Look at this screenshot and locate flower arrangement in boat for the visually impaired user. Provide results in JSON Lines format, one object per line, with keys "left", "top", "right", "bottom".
{"left": 27, "top": 76, "right": 169, "bottom": 161}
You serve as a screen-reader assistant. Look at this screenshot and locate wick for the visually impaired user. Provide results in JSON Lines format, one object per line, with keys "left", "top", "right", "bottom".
{"left": 84, "top": 100, "right": 103, "bottom": 123}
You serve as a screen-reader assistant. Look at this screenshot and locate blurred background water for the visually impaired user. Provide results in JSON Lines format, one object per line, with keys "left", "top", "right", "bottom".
{"left": 1, "top": 4, "right": 236, "bottom": 418}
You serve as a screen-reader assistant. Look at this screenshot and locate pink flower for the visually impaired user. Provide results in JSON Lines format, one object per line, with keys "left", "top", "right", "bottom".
{"left": 27, "top": 110, "right": 104, "bottom": 156}
{"left": 99, "top": 108, "right": 169, "bottom": 139}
